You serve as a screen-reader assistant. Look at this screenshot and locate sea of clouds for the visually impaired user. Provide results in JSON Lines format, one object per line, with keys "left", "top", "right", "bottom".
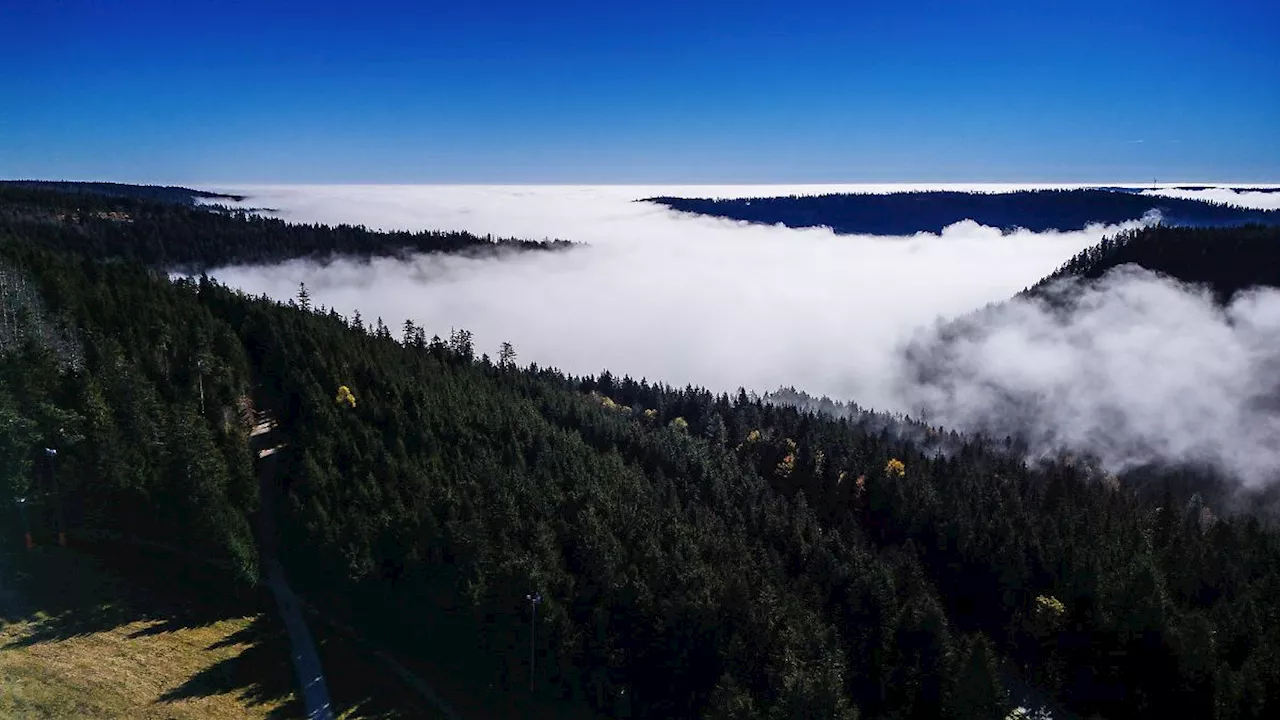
{"left": 1141, "top": 185, "right": 1280, "bottom": 211}
{"left": 200, "top": 183, "right": 1280, "bottom": 485}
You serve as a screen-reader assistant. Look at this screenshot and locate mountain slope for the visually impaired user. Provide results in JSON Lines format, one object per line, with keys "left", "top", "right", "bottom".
{"left": 0, "top": 180, "right": 245, "bottom": 206}
{"left": 1028, "top": 223, "right": 1280, "bottom": 300}
{"left": 0, "top": 184, "right": 573, "bottom": 272}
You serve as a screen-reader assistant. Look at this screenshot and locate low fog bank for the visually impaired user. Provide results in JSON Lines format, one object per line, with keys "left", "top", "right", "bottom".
{"left": 204, "top": 185, "right": 1152, "bottom": 411}
{"left": 898, "top": 266, "right": 1280, "bottom": 487}
{"left": 201, "top": 184, "right": 1280, "bottom": 487}
{"left": 1142, "top": 186, "right": 1280, "bottom": 211}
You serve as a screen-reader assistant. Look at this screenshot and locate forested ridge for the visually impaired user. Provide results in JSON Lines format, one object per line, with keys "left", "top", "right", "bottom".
{"left": 1159, "top": 187, "right": 1280, "bottom": 194}
{"left": 3, "top": 188, "right": 1280, "bottom": 718}
{"left": 647, "top": 188, "right": 1280, "bottom": 235}
{"left": 1030, "top": 223, "right": 1280, "bottom": 301}
{"left": 0, "top": 185, "right": 572, "bottom": 273}
{"left": 0, "top": 179, "right": 247, "bottom": 205}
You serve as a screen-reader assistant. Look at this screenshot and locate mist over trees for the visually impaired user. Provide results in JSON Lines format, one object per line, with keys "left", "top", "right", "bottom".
{"left": 877, "top": 223, "right": 1280, "bottom": 514}
{"left": 3, "top": 185, "right": 1280, "bottom": 718}
{"left": 647, "top": 188, "right": 1280, "bottom": 235}
{"left": 0, "top": 185, "right": 573, "bottom": 274}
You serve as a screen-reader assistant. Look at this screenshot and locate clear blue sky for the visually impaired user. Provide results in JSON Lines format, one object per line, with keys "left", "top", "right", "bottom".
{"left": 2, "top": 0, "right": 1277, "bottom": 183}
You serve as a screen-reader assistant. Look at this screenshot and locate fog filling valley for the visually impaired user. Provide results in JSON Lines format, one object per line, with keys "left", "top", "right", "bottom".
{"left": 203, "top": 184, "right": 1280, "bottom": 486}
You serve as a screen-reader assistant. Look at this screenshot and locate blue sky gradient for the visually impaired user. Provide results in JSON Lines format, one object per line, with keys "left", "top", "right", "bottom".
{"left": 2, "top": 0, "right": 1277, "bottom": 183}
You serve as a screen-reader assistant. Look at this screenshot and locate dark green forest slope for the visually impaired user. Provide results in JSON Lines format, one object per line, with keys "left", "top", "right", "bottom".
{"left": 0, "top": 179, "right": 247, "bottom": 205}
{"left": 1029, "top": 223, "right": 1280, "bottom": 301}
{"left": 0, "top": 185, "right": 571, "bottom": 272}
{"left": 2, "top": 190, "right": 1279, "bottom": 719}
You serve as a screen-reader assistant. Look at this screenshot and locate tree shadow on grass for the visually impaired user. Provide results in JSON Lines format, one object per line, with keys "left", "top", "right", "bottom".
{"left": 153, "top": 613, "right": 301, "bottom": 718}
{"left": 2, "top": 537, "right": 442, "bottom": 719}
{"left": 0, "top": 540, "right": 303, "bottom": 718}
{"left": 312, "top": 624, "right": 452, "bottom": 719}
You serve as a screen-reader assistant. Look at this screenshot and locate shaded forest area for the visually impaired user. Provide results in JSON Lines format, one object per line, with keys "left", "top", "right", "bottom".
{"left": 0, "top": 185, "right": 573, "bottom": 273}
{"left": 0, "top": 180, "right": 247, "bottom": 205}
{"left": 2, "top": 187, "right": 1280, "bottom": 719}
{"left": 1162, "top": 187, "right": 1280, "bottom": 194}
{"left": 646, "top": 188, "right": 1280, "bottom": 235}
{"left": 1030, "top": 223, "right": 1280, "bottom": 301}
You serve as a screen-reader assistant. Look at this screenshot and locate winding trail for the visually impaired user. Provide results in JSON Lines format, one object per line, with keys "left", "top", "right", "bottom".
{"left": 251, "top": 410, "right": 335, "bottom": 720}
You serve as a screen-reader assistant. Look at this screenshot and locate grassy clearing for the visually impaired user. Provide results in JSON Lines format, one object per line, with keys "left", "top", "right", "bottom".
{"left": 0, "top": 613, "right": 294, "bottom": 719}
{"left": 0, "top": 543, "right": 300, "bottom": 719}
{"left": 0, "top": 538, "right": 450, "bottom": 719}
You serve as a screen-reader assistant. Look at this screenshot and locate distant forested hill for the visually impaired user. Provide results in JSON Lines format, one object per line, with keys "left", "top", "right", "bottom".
{"left": 647, "top": 188, "right": 1280, "bottom": 235}
{"left": 3, "top": 187, "right": 1279, "bottom": 718}
{"left": 0, "top": 184, "right": 572, "bottom": 272}
{"left": 0, "top": 180, "right": 246, "bottom": 205}
{"left": 1164, "top": 186, "right": 1280, "bottom": 193}
{"left": 1029, "top": 223, "right": 1280, "bottom": 301}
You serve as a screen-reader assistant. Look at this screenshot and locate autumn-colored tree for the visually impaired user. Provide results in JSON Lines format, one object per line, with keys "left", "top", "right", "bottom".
{"left": 335, "top": 385, "right": 356, "bottom": 408}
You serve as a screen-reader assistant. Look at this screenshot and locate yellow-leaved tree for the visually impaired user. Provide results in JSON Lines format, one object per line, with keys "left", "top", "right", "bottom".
{"left": 335, "top": 385, "right": 356, "bottom": 408}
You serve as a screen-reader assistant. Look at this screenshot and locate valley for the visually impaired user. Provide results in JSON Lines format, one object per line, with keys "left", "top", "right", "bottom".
{"left": 3, "top": 183, "right": 1279, "bottom": 718}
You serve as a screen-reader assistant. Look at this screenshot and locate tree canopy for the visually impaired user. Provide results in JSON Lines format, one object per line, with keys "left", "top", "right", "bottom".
{"left": 0, "top": 184, "right": 573, "bottom": 273}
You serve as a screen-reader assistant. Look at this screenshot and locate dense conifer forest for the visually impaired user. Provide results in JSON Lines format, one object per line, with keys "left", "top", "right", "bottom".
{"left": 0, "top": 185, "right": 572, "bottom": 273}
{"left": 3, "top": 185, "right": 1279, "bottom": 718}
{"left": 647, "top": 188, "right": 1280, "bottom": 235}
{"left": 0, "top": 180, "right": 247, "bottom": 205}
{"left": 1029, "top": 223, "right": 1280, "bottom": 301}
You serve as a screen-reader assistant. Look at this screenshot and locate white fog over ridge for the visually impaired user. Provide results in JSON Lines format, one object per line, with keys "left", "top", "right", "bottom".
{"left": 198, "top": 183, "right": 1280, "bottom": 485}
{"left": 198, "top": 184, "right": 1145, "bottom": 407}
{"left": 1139, "top": 186, "right": 1280, "bottom": 211}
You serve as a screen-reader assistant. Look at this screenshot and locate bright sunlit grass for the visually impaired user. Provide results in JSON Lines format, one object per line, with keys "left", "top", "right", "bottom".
{"left": 0, "top": 545, "right": 299, "bottom": 719}
{"left": 0, "top": 613, "right": 294, "bottom": 719}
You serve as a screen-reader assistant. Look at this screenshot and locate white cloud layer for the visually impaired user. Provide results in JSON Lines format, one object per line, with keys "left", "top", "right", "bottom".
{"left": 1140, "top": 186, "right": 1280, "bottom": 211}
{"left": 202, "top": 185, "right": 1141, "bottom": 406}
{"left": 900, "top": 267, "right": 1280, "bottom": 486}
{"left": 199, "top": 183, "right": 1280, "bottom": 485}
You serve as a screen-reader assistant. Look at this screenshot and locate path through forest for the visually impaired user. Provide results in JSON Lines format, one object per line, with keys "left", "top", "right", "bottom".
{"left": 251, "top": 408, "right": 335, "bottom": 720}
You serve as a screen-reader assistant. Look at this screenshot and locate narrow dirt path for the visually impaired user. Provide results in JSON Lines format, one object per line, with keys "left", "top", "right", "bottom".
{"left": 250, "top": 409, "right": 335, "bottom": 720}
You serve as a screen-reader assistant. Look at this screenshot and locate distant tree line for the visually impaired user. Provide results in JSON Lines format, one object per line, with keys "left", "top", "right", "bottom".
{"left": 0, "top": 185, "right": 574, "bottom": 272}
{"left": 647, "top": 188, "right": 1280, "bottom": 235}
{"left": 1029, "top": 223, "right": 1280, "bottom": 301}
{"left": 0, "top": 180, "right": 246, "bottom": 205}
{"left": 1158, "top": 186, "right": 1280, "bottom": 194}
